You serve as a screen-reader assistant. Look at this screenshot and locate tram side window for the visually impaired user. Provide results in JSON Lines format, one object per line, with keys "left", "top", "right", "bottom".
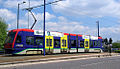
{"left": 94, "top": 41, "right": 98, "bottom": 47}
{"left": 96, "top": 41, "right": 98, "bottom": 46}
{"left": 46, "top": 39, "right": 52, "bottom": 46}
{"left": 80, "top": 40, "right": 84, "bottom": 47}
{"left": 62, "top": 40, "right": 64, "bottom": 46}
{"left": 54, "top": 39, "right": 60, "bottom": 47}
{"left": 46, "top": 39, "right": 49, "bottom": 46}
{"left": 98, "top": 41, "right": 101, "bottom": 47}
{"left": 62, "top": 40, "right": 66, "bottom": 47}
{"left": 16, "top": 35, "right": 22, "bottom": 43}
{"left": 50, "top": 39, "right": 52, "bottom": 47}
{"left": 90, "top": 41, "right": 93, "bottom": 48}
{"left": 71, "top": 40, "right": 76, "bottom": 47}
{"left": 35, "top": 37, "right": 43, "bottom": 46}
{"left": 65, "top": 40, "right": 66, "bottom": 47}
{"left": 85, "top": 41, "right": 88, "bottom": 47}
{"left": 26, "top": 36, "right": 34, "bottom": 45}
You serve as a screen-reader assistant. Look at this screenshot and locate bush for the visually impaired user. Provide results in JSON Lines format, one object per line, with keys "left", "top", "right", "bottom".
{"left": 114, "top": 50, "right": 120, "bottom": 53}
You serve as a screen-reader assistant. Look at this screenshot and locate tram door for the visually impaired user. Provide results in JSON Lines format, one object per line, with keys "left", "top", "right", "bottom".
{"left": 45, "top": 36, "right": 53, "bottom": 53}
{"left": 84, "top": 39, "right": 90, "bottom": 52}
{"left": 61, "top": 35, "right": 68, "bottom": 53}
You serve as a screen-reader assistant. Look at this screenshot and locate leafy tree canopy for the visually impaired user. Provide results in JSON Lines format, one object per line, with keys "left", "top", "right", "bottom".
{"left": 0, "top": 17, "right": 8, "bottom": 50}
{"left": 112, "top": 42, "right": 120, "bottom": 48}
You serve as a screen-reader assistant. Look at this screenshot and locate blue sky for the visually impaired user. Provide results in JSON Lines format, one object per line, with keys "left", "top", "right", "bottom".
{"left": 0, "top": 0, "right": 120, "bottom": 42}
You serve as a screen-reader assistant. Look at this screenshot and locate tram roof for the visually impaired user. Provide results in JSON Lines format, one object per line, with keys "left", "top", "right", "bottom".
{"left": 9, "top": 29, "right": 34, "bottom": 32}
{"left": 9, "top": 29, "right": 102, "bottom": 39}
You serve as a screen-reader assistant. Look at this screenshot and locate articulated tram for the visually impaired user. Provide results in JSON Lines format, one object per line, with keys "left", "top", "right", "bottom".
{"left": 4, "top": 29, "right": 103, "bottom": 55}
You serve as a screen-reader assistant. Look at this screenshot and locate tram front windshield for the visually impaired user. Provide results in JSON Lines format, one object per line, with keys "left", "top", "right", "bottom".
{"left": 5, "top": 32, "right": 16, "bottom": 43}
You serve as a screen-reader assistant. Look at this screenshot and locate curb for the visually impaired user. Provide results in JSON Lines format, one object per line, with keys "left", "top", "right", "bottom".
{"left": 0, "top": 53, "right": 118, "bottom": 65}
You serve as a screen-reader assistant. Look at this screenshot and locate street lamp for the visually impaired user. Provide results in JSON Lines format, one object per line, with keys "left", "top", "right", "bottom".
{"left": 17, "top": 1, "right": 26, "bottom": 29}
{"left": 96, "top": 20, "right": 100, "bottom": 37}
{"left": 43, "top": 0, "right": 46, "bottom": 56}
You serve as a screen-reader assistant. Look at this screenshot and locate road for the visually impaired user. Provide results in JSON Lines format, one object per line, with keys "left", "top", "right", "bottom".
{"left": 1, "top": 55, "right": 120, "bottom": 69}
{"left": 0, "top": 53, "right": 110, "bottom": 63}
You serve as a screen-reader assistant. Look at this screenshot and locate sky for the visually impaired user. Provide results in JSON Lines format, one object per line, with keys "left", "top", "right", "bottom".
{"left": 0, "top": 0, "right": 120, "bottom": 42}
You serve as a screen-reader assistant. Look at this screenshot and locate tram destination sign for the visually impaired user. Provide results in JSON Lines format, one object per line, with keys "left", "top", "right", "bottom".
{"left": 34, "top": 30, "right": 64, "bottom": 37}
{"left": 90, "top": 36, "right": 98, "bottom": 40}
{"left": 82, "top": 35, "right": 90, "bottom": 39}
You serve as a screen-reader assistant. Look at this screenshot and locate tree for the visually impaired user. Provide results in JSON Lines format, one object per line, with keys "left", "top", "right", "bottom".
{"left": 104, "top": 38, "right": 108, "bottom": 45}
{"left": 112, "top": 43, "right": 120, "bottom": 48}
{"left": 0, "top": 17, "right": 8, "bottom": 50}
{"left": 109, "top": 38, "right": 113, "bottom": 44}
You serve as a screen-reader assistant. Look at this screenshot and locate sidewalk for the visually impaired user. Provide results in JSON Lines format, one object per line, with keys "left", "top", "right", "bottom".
{"left": 0, "top": 53, "right": 119, "bottom": 65}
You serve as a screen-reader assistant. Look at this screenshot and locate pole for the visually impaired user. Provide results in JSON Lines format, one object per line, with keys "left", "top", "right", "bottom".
{"left": 17, "top": 1, "right": 26, "bottom": 29}
{"left": 43, "top": 0, "right": 46, "bottom": 56}
{"left": 96, "top": 21, "right": 99, "bottom": 37}
{"left": 98, "top": 21, "right": 99, "bottom": 37}
{"left": 28, "top": 0, "right": 30, "bottom": 29}
{"left": 17, "top": 4, "right": 20, "bottom": 29}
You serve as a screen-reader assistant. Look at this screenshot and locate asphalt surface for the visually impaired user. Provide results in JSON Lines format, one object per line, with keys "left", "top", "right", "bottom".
{"left": 0, "top": 53, "right": 110, "bottom": 63}
{"left": 1, "top": 55, "right": 120, "bottom": 69}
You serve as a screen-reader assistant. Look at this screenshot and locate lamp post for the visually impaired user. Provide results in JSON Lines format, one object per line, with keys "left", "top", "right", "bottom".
{"left": 96, "top": 20, "right": 99, "bottom": 37}
{"left": 17, "top": 1, "right": 26, "bottom": 29}
{"left": 43, "top": 0, "right": 46, "bottom": 56}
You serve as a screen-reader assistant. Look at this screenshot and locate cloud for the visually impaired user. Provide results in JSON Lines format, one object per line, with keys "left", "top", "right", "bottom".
{"left": 44, "top": 16, "right": 90, "bottom": 35}
{"left": 58, "top": 16, "right": 67, "bottom": 22}
{"left": 0, "top": 9, "right": 17, "bottom": 30}
{"left": 19, "top": 19, "right": 28, "bottom": 27}
{"left": 101, "top": 27, "right": 120, "bottom": 34}
{"left": 100, "top": 26, "right": 120, "bottom": 42}
{"left": 8, "top": 21, "right": 16, "bottom": 30}
{"left": 4, "top": 9, "right": 119, "bottom": 42}
{"left": 23, "top": 12, "right": 56, "bottom": 29}
{"left": 44, "top": 15, "right": 120, "bottom": 42}
{"left": 0, "top": 9, "right": 27, "bottom": 29}
{"left": 52, "top": 0, "right": 120, "bottom": 18}
{"left": 31, "top": 14, "right": 90, "bottom": 35}
{"left": 4, "top": 0, "right": 120, "bottom": 18}
{"left": 0, "top": 0, "right": 2, "bottom": 4}
{"left": 0, "top": 9, "right": 16, "bottom": 21}
{"left": 45, "top": 12, "right": 56, "bottom": 21}
{"left": 24, "top": 12, "right": 56, "bottom": 29}
{"left": 4, "top": 0, "right": 43, "bottom": 9}
{"left": 8, "top": 19, "right": 28, "bottom": 30}
{"left": 45, "top": 21, "right": 88, "bottom": 34}
{"left": 25, "top": 12, "right": 56, "bottom": 21}
{"left": 1, "top": 0, "right": 120, "bottom": 42}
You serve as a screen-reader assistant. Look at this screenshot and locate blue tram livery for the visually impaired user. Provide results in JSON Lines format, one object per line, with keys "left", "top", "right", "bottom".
{"left": 4, "top": 29, "right": 103, "bottom": 55}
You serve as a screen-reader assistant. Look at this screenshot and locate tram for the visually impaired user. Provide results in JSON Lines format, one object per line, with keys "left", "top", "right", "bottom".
{"left": 4, "top": 29, "right": 103, "bottom": 55}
